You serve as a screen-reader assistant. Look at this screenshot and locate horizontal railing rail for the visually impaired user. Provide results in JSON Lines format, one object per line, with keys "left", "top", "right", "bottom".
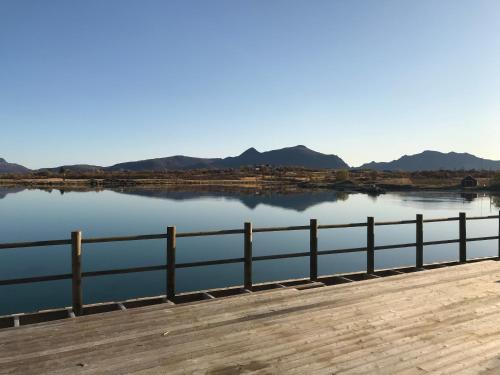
{"left": 3, "top": 215, "right": 496, "bottom": 251}
{"left": 0, "top": 212, "right": 499, "bottom": 315}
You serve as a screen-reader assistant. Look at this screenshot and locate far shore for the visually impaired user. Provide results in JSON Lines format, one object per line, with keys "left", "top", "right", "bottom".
{"left": 1, "top": 173, "right": 499, "bottom": 195}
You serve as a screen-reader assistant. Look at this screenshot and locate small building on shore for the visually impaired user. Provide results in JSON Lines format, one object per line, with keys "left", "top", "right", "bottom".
{"left": 461, "top": 175, "right": 478, "bottom": 188}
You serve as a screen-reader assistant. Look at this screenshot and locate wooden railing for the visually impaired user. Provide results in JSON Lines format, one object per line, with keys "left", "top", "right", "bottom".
{"left": 1, "top": 212, "right": 499, "bottom": 316}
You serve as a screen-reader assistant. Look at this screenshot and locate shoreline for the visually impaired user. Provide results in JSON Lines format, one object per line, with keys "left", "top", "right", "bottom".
{"left": 0, "top": 177, "right": 499, "bottom": 195}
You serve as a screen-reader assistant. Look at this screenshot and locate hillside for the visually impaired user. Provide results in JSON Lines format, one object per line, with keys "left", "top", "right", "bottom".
{"left": 0, "top": 158, "right": 31, "bottom": 174}
{"left": 40, "top": 165, "right": 104, "bottom": 173}
{"left": 107, "top": 156, "right": 220, "bottom": 171}
{"left": 106, "top": 146, "right": 349, "bottom": 171}
{"left": 359, "top": 151, "right": 500, "bottom": 171}
{"left": 215, "top": 145, "right": 349, "bottom": 169}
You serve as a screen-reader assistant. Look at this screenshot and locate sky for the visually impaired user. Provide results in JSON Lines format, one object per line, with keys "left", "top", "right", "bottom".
{"left": 1, "top": 0, "right": 500, "bottom": 169}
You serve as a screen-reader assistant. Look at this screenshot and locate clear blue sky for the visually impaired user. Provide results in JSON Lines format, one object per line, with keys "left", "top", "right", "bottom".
{"left": 1, "top": 0, "right": 499, "bottom": 169}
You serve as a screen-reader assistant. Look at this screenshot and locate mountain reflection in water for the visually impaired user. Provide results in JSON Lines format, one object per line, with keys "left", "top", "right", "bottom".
{"left": 1, "top": 186, "right": 499, "bottom": 212}
{"left": 112, "top": 188, "right": 349, "bottom": 211}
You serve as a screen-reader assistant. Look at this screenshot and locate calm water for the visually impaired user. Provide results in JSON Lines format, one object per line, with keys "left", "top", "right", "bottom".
{"left": 0, "top": 187, "right": 499, "bottom": 315}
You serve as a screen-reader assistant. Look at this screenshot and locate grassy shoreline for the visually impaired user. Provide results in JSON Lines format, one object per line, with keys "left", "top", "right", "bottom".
{"left": 1, "top": 168, "right": 499, "bottom": 193}
{"left": 1, "top": 175, "right": 499, "bottom": 194}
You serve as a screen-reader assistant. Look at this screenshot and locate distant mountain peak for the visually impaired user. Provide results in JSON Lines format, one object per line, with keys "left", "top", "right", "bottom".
{"left": 281, "top": 145, "right": 313, "bottom": 152}
{"left": 0, "top": 158, "right": 31, "bottom": 174}
{"left": 239, "top": 147, "right": 260, "bottom": 157}
{"left": 217, "top": 145, "right": 348, "bottom": 169}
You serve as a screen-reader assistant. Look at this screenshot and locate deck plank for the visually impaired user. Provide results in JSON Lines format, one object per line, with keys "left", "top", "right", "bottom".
{"left": 2, "top": 261, "right": 500, "bottom": 374}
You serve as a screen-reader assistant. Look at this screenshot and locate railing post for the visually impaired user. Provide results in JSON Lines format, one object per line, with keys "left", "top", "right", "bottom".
{"left": 71, "top": 230, "right": 83, "bottom": 316}
{"left": 167, "top": 226, "right": 176, "bottom": 300}
{"left": 416, "top": 214, "right": 423, "bottom": 268}
{"left": 367, "top": 217, "right": 375, "bottom": 274}
{"left": 244, "top": 222, "right": 253, "bottom": 290}
{"left": 459, "top": 212, "right": 466, "bottom": 263}
{"left": 310, "top": 219, "right": 318, "bottom": 281}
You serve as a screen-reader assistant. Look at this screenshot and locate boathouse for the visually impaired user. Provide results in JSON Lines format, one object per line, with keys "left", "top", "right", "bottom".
{"left": 461, "top": 175, "right": 478, "bottom": 188}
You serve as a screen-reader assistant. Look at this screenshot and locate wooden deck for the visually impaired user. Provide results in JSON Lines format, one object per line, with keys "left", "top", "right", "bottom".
{"left": 3, "top": 261, "right": 500, "bottom": 374}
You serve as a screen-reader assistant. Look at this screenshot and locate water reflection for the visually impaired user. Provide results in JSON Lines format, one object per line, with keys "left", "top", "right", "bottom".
{"left": 0, "top": 187, "right": 24, "bottom": 199}
{"left": 1, "top": 186, "right": 499, "bottom": 211}
{"left": 393, "top": 191, "right": 499, "bottom": 210}
{"left": 0, "top": 186, "right": 499, "bottom": 315}
{"left": 101, "top": 188, "right": 500, "bottom": 211}
{"left": 461, "top": 192, "right": 479, "bottom": 202}
{"left": 114, "top": 188, "right": 349, "bottom": 211}
{"left": 492, "top": 195, "right": 500, "bottom": 208}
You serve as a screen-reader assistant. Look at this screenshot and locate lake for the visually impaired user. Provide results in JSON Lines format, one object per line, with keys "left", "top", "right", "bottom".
{"left": 0, "top": 187, "right": 499, "bottom": 315}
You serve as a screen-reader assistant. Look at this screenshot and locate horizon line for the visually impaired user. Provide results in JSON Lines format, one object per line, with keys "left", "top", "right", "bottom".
{"left": 2, "top": 146, "right": 500, "bottom": 170}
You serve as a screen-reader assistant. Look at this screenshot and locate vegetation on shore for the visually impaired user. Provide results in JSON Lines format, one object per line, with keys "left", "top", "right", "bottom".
{"left": 1, "top": 167, "right": 500, "bottom": 192}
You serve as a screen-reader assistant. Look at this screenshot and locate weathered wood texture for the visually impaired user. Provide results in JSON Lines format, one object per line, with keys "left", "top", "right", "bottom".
{"left": 309, "top": 218, "right": 318, "bottom": 280}
{"left": 3, "top": 214, "right": 497, "bottom": 251}
{"left": 366, "top": 216, "right": 374, "bottom": 273}
{"left": 166, "top": 226, "right": 176, "bottom": 300}
{"left": 459, "top": 212, "right": 467, "bottom": 263}
{"left": 71, "top": 231, "right": 82, "bottom": 316}
{"left": 3, "top": 261, "right": 500, "bottom": 374}
{"left": 416, "top": 213, "right": 424, "bottom": 268}
{"left": 244, "top": 222, "right": 252, "bottom": 290}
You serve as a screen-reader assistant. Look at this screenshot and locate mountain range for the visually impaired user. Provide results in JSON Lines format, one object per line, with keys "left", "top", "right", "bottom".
{"left": 359, "top": 150, "right": 500, "bottom": 171}
{"left": 106, "top": 145, "right": 348, "bottom": 171}
{"left": 2, "top": 147, "right": 500, "bottom": 174}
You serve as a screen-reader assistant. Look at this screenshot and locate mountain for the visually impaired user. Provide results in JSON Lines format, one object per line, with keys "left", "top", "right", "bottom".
{"left": 40, "top": 164, "right": 104, "bottom": 173}
{"left": 105, "top": 146, "right": 349, "bottom": 171}
{"left": 0, "top": 146, "right": 348, "bottom": 174}
{"left": 214, "top": 145, "right": 349, "bottom": 169}
{"left": 0, "top": 158, "right": 31, "bottom": 174}
{"left": 359, "top": 151, "right": 500, "bottom": 171}
{"left": 107, "top": 156, "right": 221, "bottom": 171}
{"left": 11, "top": 148, "right": 499, "bottom": 173}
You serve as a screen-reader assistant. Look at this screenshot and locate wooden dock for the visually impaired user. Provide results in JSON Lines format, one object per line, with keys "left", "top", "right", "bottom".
{"left": 1, "top": 211, "right": 499, "bottom": 321}
{"left": 2, "top": 260, "right": 500, "bottom": 374}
